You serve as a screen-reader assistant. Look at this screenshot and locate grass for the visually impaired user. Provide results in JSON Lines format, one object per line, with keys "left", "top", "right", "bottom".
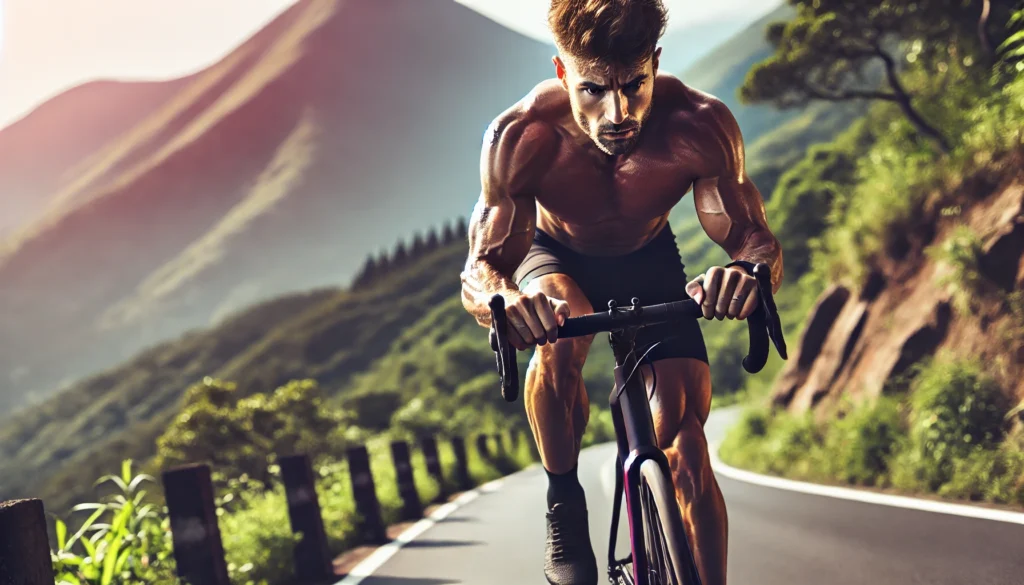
{"left": 53, "top": 428, "right": 538, "bottom": 585}
{"left": 720, "top": 356, "right": 1024, "bottom": 507}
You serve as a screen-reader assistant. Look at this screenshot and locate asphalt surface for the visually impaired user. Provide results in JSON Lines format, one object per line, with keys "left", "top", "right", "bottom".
{"left": 355, "top": 407, "right": 1024, "bottom": 584}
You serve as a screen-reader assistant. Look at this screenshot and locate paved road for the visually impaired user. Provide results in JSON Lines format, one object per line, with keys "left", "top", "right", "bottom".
{"left": 356, "top": 408, "right": 1024, "bottom": 584}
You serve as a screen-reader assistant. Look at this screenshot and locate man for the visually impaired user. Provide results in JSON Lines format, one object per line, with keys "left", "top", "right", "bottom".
{"left": 460, "top": 1, "right": 783, "bottom": 583}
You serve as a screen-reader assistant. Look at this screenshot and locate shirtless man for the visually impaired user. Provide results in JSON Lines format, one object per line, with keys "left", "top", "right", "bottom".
{"left": 460, "top": 1, "right": 783, "bottom": 583}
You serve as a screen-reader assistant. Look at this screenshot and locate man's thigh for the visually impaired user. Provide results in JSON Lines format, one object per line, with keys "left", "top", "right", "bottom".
{"left": 642, "top": 357, "right": 712, "bottom": 448}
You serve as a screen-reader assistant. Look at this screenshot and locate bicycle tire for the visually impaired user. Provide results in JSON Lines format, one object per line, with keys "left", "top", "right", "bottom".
{"left": 637, "top": 459, "right": 701, "bottom": 585}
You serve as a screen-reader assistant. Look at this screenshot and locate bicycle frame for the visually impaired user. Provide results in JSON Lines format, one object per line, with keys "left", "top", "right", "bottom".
{"left": 604, "top": 326, "right": 702, "bottom": 585}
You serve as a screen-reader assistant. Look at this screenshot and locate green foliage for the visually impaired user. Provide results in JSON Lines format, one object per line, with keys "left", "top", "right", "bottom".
{"left": 582, "top": 405, "right": 616, "bottom": 448}
{"left": 995, "top": 6, "right": 1024, "bottom": 63}
{"left": 897, "top": 357, "right": 1013, "bottom": 489}
{"left": 740, "top": 0, "right": 1003, "bottom": 150}
{"left": 51, "top": 461, "right": 177, "bottom": 585}
{"left": 721, "top": 356, "right": 1022, "bottom": 506}
{"left": 822, "top": 396, "right": 905, "bottom": 486}
{"left": 155, "top": 378, "right": 350, "bottom": 487}
{"left": 927, "top": 225, "right": 986, "bottom": 314}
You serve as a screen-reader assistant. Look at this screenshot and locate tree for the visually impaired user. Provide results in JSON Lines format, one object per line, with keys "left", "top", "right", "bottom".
{"left": 353, "top": 255, "right": 377, "bottom": 287}
{"left": 393, "top": 240, "right": 409, "bottom": 265}
{"left": 376, "top": 249, "right": 391, "bottom": 274}
{"left": 456, "top": 216, "right": 468, "bottom": 239}
{"left": 155, "top": 378, "right": 349, "bottom": 486}
{"left": 442, "top": 221, "right": 456, "bottom": 244}
{"left": 426, "top": 227, "right": 440, "bottom": 251}
{"left": 739, "top": 0, "right": 1006, "bottom": 153}
{"left": 411, "top": 231, "right": 426, "bottom": 256}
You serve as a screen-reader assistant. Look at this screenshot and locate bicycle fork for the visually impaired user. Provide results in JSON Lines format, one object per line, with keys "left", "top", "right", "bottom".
{"left": 606, "top": 336, "right": 665, "bottom": 585}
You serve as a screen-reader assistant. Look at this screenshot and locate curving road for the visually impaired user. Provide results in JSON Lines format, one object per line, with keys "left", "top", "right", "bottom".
{"left": 343, "top": 407, "right": 1024, "bottom": 584}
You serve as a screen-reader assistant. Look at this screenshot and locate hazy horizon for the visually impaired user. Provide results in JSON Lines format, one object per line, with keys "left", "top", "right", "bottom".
{"left": 0, "top": 0, "right": 782, "bottom": 130}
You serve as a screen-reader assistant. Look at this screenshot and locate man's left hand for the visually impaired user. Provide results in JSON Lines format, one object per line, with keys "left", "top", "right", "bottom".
{"left": 685, "top": 266, "right": 759, "bottom": 320}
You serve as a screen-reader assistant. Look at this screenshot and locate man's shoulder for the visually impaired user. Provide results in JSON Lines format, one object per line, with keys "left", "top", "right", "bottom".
{"left": 483, "top": 79, "right": 566, "bottom": 155}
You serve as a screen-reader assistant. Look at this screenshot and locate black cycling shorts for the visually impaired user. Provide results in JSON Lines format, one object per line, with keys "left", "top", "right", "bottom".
{"left": 512, "top": 223, "right": 708, "bottom": 364}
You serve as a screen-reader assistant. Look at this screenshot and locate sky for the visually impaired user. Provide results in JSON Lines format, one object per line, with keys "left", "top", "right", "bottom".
{"left": 0, "top": 0, "right": 781, "bottom": 130}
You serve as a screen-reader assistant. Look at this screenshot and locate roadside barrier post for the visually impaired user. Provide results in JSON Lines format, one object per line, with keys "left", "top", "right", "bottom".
{"left": 450, "top": 436, "right": 472, "bottom": 491}
{"left": 279, "top": 454, "right": 333, "bottom": 581}
{"left": 476, "top": 434, "right": 491, "bottom": 459}
{"left": 390, "top": 441, "right": 423, "bottom": 520}
{"left": 346, "top": 446, "right": 388, "bottom": 544}
{"left": 0, "top": 499, "right": 54, "bottom": 585}
{"left": 420, "top": 436, "right": 445, "bottom": 497}
{"left": 162, "top": 464, "right": 231, "bottom": 585}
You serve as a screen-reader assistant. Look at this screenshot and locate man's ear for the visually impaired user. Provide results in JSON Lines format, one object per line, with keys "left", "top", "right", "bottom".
{"left": 553, "top": 55, "right": 569, "bottom": 90}
{"left": 652, "top": 47, "right": 662, "bottom": 73}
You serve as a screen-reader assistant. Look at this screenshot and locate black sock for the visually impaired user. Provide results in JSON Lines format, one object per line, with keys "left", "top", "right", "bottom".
{"left": 545, "top": 464, "right": 584, "bottom": 507}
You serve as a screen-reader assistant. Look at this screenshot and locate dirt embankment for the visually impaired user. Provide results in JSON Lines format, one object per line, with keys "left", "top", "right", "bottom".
{"left": 773, "top": 156, "right": 1024, "bottom": 415}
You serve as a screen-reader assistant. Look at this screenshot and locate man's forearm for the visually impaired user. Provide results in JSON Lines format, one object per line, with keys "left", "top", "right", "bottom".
{"left": 460, "top": 261, "right": 521, "bottom": 327}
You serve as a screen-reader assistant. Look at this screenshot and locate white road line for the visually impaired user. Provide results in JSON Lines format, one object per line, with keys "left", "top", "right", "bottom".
{"left": 708, "top": 443, "right": 1024, "bottom": 526}
{"left": 333, "top": 478, "right": 506, "bottom": 585}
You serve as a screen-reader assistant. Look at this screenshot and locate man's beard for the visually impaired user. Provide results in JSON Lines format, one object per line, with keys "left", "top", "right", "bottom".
{"left": 580, "top": 109, "right": 649, "bottom": 156}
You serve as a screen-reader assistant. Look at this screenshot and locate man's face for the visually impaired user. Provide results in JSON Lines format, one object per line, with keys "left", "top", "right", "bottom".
{"left": 554, "top": 49, "right": 660, "bottom": 156}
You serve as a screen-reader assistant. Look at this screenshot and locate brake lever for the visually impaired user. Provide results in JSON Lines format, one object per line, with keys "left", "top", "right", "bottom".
{"left": 488, "top": 294, "right": 519, "bottom": 402}
{"left": 752, "top": 263, "right": 788, "bottom": 360}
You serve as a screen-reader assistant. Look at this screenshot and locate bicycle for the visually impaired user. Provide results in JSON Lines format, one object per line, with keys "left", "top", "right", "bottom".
{"left": 487, "top": 262, "right": 788, "bottom": 585}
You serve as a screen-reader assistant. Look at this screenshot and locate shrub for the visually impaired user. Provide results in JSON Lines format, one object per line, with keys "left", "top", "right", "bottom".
{"left": 900, "top": 357, "right": 1012, "bottom": 489}
{"left": 51, "top": 461, "right": 178, "bottom": 585}
{"left": 822, "top": 396, "right": 905, "bottom": 486}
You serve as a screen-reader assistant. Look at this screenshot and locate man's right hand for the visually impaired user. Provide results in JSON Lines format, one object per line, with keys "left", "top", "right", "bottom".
{"left": 502, "top": 291, "right": 571, "bottom": 351}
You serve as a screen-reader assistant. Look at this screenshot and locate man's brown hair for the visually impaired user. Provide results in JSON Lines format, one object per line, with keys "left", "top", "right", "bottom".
{"left": 548, "top": 0, "right": 668, "bottom": 68}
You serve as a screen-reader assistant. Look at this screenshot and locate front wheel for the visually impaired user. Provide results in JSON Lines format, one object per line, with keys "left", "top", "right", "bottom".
{"left": 637, "top": 459, "right": 702, "bottom": 585}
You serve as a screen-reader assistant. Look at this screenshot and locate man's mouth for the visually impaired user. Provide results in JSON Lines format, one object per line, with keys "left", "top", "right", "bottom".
{"left": 602, "top": 127, "right": 638, "bottom": 139}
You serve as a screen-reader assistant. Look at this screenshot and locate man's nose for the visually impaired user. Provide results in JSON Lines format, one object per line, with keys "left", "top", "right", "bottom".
{"left": 604, "top": 91, "right": 627, "bottom": 125}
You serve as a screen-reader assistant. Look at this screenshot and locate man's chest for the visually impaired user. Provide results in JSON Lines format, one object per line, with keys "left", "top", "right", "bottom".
{"left": 534, "top": 144, "right": 696, "bottom": 225}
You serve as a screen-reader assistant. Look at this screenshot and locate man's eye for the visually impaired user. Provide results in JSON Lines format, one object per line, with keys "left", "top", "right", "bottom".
{"left": 626, "top": 82, "right": 643, "bottom": 93}
{"left": 583, "top": 87, "right": 601, "bottom": 96}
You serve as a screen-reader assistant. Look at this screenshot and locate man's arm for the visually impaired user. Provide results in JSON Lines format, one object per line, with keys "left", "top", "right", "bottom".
{"left": 460, "top": 111, "right": 567, "bottom": 347}
{"left": 689, "top": 98, "right": 783, "bottom": 319}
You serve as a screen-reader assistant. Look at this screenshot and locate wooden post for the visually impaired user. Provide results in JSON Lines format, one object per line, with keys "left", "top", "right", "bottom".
{"left": 279, "top": 454, "right": 333, "bottom": 582}
{"left": 0, "top": 499, "right": 53, "bottom": 585}
{"left": 476, "top": 434, "right": 491, "bottom": 459}
{"left": 420, "top": 436, "right": 445, "bottom": 495}
{"left": 390, "top": 441, "right": 422, "bottom": 520}
{"left": 347, "top": 446, "right": 387, "bottom": 544}
{"left": 450, "top": 436, "right": 472, "bottom": 491}
{"left": 163, "top": 464, "right": 231, "bottom": 585}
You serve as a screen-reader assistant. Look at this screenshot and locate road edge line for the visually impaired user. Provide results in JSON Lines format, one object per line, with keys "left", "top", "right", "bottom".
{"left": 333, "top": 477, "right": 506, "bottom": 585}
{"left": 708, "top": 441, "right": 1024, "bottom": 526}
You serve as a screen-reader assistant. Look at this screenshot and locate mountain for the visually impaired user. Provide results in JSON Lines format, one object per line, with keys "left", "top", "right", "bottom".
{"left": 0, "top": 78, "right": 189, "bottom": 238}
{"left": 656, "top": 17, "right": 754, "bottom": 78}
{"left": 0, "top": 228, "right": 535, "bottom": 514}
{"left": 0, "top": 0, "right": 555, "bottom": 411}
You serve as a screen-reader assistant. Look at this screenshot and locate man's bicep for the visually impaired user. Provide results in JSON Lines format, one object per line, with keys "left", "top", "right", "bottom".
{"left": 467, "top": 189, "right": 536, "bottom": 275}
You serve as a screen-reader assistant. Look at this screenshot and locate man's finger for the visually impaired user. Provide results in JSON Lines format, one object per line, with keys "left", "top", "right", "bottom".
{"left": 739, "top": 287, "right": 760, "bottom": 320}
{"left": 532, "top": 294, "right": 559, "bottom": 343}
{"left": 686, "top": 275, "right": 706, "bottom": 304}
{"left": 516, "top": 300, "right": 546, "bottom": 344}
{"left": 702, "top": 268, "right": 723, "bottom": 319}
{"left": 553, "top": 300, "right": 571, "bottom": 327}
{"left": 729, "top": 277, "right": 755, "bottom": 319}
{"left": 507, "top": 309, "right": 537, "bottom": 345}
{"left": 508, "top": 326, "right": 529, "bottom": 351}
{"left": 716, "top": 270, "right": 741, "bottom": 320}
